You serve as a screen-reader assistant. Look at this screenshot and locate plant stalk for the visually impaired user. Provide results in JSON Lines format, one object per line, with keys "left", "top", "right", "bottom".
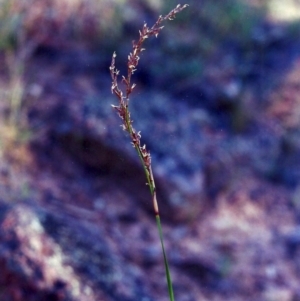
{"left": 109, "top": 5, "right": 188, "bottom": 301}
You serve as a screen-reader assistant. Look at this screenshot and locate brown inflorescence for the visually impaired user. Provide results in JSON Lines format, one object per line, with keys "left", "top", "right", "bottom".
{"left": 109, "top": 4, "right": 188, "bottom": 173}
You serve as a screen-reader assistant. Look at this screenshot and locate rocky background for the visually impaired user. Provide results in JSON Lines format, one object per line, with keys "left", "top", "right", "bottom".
{"left": 1, "top": 0, "right": 300, "bottom": 300}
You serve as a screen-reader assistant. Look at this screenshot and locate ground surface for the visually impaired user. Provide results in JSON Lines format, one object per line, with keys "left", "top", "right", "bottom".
{"left": 1, "top": 0, "right": 300, "bottom": 300}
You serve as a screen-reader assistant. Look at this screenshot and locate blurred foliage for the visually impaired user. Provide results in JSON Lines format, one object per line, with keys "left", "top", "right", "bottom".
{"left": 0, "top": 0, "right": 22, "bottom": 50}
{"left": 0, "top": 0, "right": 128, "bottom": 51}
{"left": 151, "top": 0, "right": 267, "bottom": 85}
{"left": 0, "top": 0, "right": 35, "bottom": 151}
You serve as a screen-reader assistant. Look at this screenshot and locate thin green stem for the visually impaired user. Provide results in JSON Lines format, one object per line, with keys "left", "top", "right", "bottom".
{"left": 124, "top": 107, "right": 153, "bottom": 193}
{"left": 110, "top": 6, "right": 188, "bottom": 300}
{"left": 156, "top": 215, "right": 175, "bottom": 301}
{"left": 124, "top": 107, "right": 174, "bottom": 301}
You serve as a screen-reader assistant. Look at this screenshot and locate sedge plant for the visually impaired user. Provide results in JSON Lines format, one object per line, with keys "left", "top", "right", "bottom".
{"left": 109, "top": 4, "right": 188, "bottom": 301}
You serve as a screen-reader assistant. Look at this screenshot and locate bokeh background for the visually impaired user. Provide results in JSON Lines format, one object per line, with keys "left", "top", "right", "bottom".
{"left": 1, "top": 0, "right": 300, "bottom": 300}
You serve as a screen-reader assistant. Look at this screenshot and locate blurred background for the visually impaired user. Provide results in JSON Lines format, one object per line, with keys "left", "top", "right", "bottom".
{"left": 1, "top": 0, "right": 300, "bottom": 300}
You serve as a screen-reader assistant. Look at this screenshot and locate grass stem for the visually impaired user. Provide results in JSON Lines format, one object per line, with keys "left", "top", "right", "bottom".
{"left": 109, "top": 5, "right": 188, "bottom": 300}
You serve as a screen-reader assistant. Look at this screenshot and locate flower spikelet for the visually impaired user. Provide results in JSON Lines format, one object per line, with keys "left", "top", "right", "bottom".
{"left": 109, "top": 4, "right": 188, "bottom": 174}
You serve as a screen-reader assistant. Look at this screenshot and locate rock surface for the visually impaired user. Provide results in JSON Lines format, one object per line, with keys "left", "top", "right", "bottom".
{"left": 1, "top": 0, "right": 300, "bottom": 300}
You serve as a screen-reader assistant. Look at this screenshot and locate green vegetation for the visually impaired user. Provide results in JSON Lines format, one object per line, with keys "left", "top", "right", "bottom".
{"left": 110, "top": 5, "right": 188, "bottom": 300}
